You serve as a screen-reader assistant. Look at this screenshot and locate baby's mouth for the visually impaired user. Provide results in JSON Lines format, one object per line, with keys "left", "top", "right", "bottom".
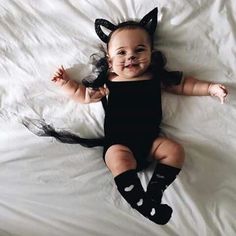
{"left": 124, "top": 63, "right": 139, "bottom": 68}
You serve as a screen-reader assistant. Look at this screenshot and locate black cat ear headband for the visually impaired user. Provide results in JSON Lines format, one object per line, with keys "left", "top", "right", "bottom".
{"left": 95, "top": 7, "right": 158, "bottom": 43}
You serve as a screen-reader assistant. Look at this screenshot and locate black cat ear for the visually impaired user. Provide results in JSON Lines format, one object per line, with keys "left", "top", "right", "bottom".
{"left": 95, "top": 19, "right": 117, "bottom": 43}
{"left": 139, "top": 7, "right": 158, "bottom": 35}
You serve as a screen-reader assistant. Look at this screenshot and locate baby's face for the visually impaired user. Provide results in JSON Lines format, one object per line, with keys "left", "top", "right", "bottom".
{"left": 107, "top": 28, "right": 152, "bottom": 79}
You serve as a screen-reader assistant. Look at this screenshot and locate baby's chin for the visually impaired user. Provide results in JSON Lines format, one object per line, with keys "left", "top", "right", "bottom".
{"left": 122, "top": 71, "right": 147, "bottom": 79}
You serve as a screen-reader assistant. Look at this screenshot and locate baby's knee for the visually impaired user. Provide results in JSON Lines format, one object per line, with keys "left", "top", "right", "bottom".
{"left": 105, "top": 145, "right": 137, "bottom": 176}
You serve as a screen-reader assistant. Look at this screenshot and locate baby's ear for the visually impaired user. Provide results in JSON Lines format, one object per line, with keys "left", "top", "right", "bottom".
{"left": 106, "top": 55, "right": 112, "bottom": 69}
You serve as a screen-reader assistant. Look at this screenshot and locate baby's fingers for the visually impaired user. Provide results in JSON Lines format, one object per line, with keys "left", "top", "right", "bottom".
{"left": 54, "top": 71, "right": 62, "bottom": 77}
{"left": 52, "top": 73, "right": 61, "bottom": 80}
{"left": 98, "top": 88, "right": 106, "bottom": 96}
{"left": 60, "top": 65, "right": 65, "bottom": 72}
{"left": 54, "top": 66, "right": 65, "bottom": 76}
{"left": 99, "top": 87, "right": 109, "bottom": 96}
{"left": 219, "top": 91, "right": 227, "bottom": 104}
{"left": 100, "top": 85, "right": 109, "bottom": 95}
{"left": 58, "top": 66, "right": 65, "bottom": 74}
{"left": 220, "top": 96, "right": 225, "bottom": 104}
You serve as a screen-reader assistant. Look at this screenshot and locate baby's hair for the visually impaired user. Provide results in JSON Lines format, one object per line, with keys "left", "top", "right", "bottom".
{"left": 82, "top": 50, "right": 109, "bottom": 89}
{"left": 106, "top": 21, "right": 155, "bottom": 49}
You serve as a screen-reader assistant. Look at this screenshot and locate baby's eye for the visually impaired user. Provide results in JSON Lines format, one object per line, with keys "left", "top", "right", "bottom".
{"left": 136, "top": 48, "right": 145, "bottom": 53}
{"left": 117, "top": 50, "right": 126, "bottom": 55}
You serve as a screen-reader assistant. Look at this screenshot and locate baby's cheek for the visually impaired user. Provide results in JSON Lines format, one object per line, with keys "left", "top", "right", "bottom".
{"left": 113, "top": 65, "right": 122, "bottom": 74}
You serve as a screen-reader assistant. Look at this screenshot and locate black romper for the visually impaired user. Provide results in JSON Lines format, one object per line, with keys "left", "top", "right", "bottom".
{"left": 103, "top": 76, "right": 163, "bottom": 171}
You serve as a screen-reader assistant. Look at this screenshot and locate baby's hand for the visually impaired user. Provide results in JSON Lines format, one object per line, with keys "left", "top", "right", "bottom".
{"left": 208, "top": 83, "right": 228, "bottom": 104}
{"left": 51, "top": 65, "right": 70, "bottom": 86}
{"left": 85, "top": 86, "right": 109, "bottom": 103}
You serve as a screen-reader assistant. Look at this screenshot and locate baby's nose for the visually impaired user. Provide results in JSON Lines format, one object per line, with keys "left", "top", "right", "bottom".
{"left": 128, "top": 55, "right": 136, "bottom": 60}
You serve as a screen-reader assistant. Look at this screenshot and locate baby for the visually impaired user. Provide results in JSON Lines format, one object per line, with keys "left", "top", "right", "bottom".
{"left": 52, "top": 8, "right": 227, "bottom": 225}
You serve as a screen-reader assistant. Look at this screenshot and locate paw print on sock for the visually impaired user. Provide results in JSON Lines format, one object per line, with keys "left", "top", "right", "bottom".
{"left": 150, "top": 208, "right": 156, "bottom": 216}
{"left": 136, "top": 198, "right": 143, "bottom": 207}
{"left": 124, "top": 185, "right": 134, "bottom": 192}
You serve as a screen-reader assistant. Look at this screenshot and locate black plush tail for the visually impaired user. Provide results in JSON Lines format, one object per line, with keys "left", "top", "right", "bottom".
{"left": 22, "top": 117, "right": 104, "bottom": 147}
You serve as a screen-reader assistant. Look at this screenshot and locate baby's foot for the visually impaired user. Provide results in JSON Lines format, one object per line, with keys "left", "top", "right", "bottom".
{"left": 146, "top": 186, "right": 163, "bottom": 204}
{"left": 147, "top": 203, "right": 173, "bottom": 225}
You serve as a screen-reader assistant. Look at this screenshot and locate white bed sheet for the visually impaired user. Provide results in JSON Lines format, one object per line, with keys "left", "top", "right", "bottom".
{"left": 0, "top": 0, "right": 236, "bottom": 235}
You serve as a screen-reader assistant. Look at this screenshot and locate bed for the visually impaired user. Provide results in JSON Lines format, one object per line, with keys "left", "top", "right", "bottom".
{"left": 0, "top": 0, "right": 235, "bottom": 235}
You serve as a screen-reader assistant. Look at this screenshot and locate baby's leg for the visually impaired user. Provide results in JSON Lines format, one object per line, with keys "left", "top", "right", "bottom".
{"left": 147, "top": 137, "right": 185, "bottom": 203}
{"left": 105, "top": 144, "right": 172, "bottom": 225}
{"left": 150, "top": 137, "right": 185, "bottom": 167}
{"left": 105, "top": 144, "right": 137, "bottom": 177}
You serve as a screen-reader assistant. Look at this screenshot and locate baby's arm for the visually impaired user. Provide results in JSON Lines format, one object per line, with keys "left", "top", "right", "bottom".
{"left": 52, "top": 66, "right": 108, "bottom": 103}
{"left": 165, "top": 76, "right": 228, "bottom": 104}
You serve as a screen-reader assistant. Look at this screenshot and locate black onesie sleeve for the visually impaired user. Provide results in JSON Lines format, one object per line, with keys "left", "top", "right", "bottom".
{"left": 160, "top": 69, "right": 183, "bottom": 87}
{"left": 150, "top": 50, "right": 183, "bottom": 88}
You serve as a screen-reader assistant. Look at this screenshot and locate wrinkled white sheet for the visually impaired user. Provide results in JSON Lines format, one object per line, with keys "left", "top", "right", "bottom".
{"left": 0, "top": 0, "right": 236, "bottom": 235}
